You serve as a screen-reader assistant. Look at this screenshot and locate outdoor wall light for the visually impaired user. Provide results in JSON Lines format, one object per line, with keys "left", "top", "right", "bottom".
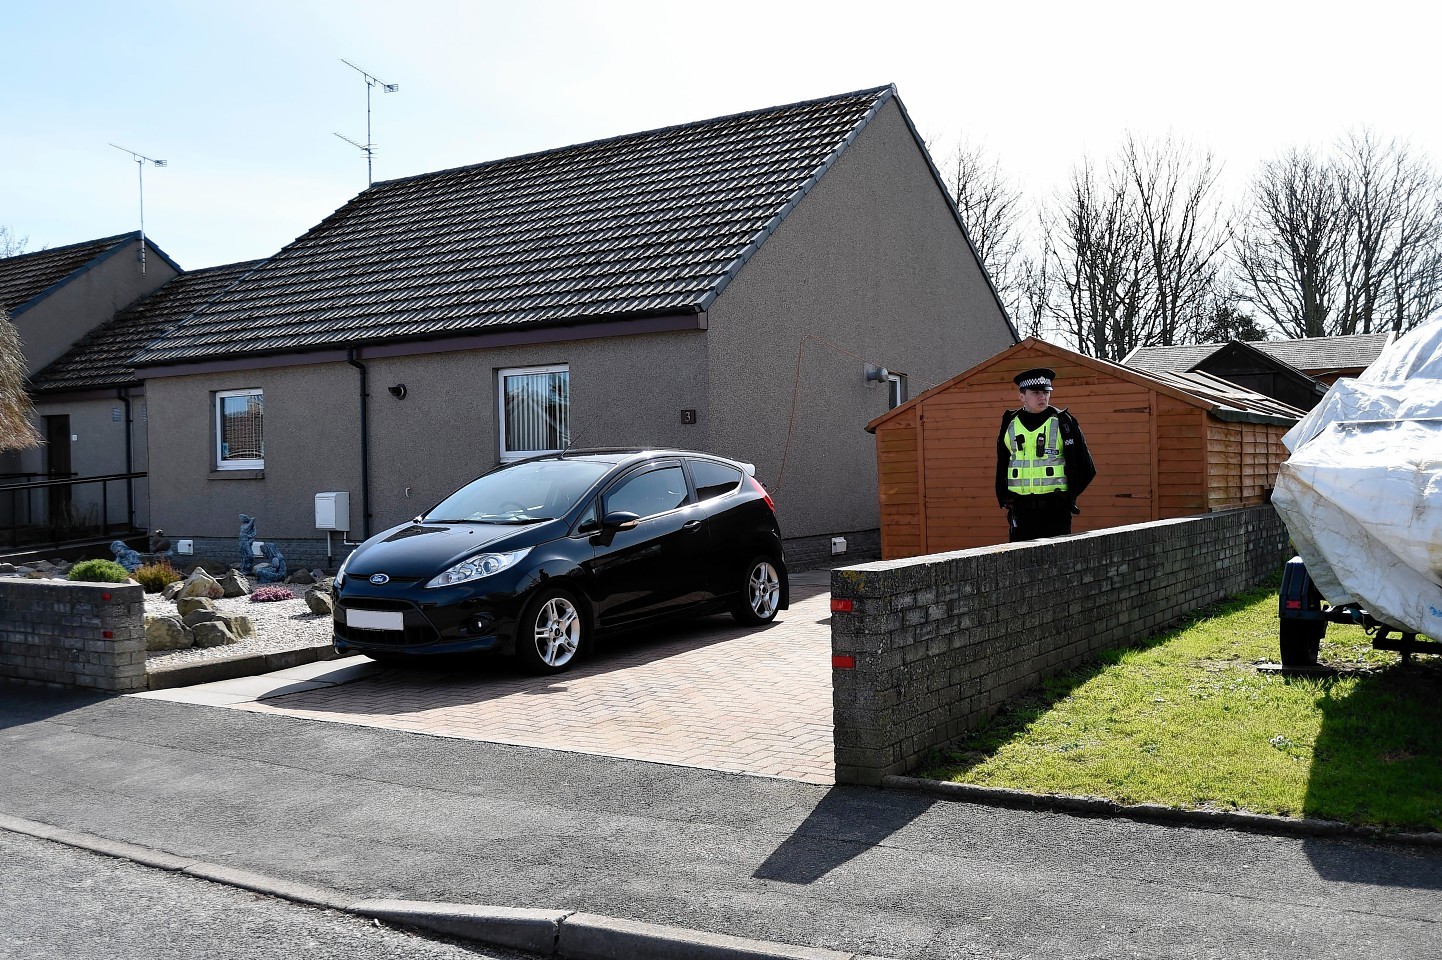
{"left": 864, "top": 363, "right": 890, "bottom": 384}
{"left": 388, "top": 384, "right": 407, "bottom": 399}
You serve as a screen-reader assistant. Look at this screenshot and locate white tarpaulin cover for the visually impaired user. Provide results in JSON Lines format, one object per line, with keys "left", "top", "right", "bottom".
{"left": 1272, "top": 312, "right": 1442, "bottom": 636}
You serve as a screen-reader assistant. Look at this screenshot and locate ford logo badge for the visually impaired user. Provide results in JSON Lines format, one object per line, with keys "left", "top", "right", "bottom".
{"left": 369, "top": 573, "right": 390, "bottom": 585}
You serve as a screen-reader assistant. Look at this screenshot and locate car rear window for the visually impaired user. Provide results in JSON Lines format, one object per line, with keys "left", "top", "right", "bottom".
{"left": 691, "top": 460, "right": 742, "bottom": 501}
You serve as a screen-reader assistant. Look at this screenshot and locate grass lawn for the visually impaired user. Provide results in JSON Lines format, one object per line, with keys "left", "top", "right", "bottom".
{"left": 919, "top": 579, "right": 1442, "bottom": 832}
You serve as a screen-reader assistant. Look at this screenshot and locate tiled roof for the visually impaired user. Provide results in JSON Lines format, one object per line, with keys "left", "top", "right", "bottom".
{"left": 134, "top": 86, "right": 896, "bottom": 365}
{"left": 1256, "top": 332, "right": 1392, "bottom": 371}
{"left": 0, "top": 233, "right": 138, "bottom": 315}
{"left": 1122, "top": 332, "right": 1393, "bottom": 377}
{"left": 30, "top": 260, "right": 262, "bottom": 393}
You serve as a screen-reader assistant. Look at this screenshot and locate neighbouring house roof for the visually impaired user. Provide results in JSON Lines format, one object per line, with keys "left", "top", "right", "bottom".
{"left": 1122, "top": 332, "right": 1393, "bottom": 379}
{"left": 29, "top": 259, "right": 263, "bottom": 394}
{"left": 0, "top": 232, "right": 181, "bottom": 317}
{"left": 134, "top": 85, "right": 907, "bottom": 367}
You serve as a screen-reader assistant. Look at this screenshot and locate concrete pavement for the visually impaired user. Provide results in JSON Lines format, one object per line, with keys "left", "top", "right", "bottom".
{"left": 3, "top": 677, "right": 1440, "bottom": 959}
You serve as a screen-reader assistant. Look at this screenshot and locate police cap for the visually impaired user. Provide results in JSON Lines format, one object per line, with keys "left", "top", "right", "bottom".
{"left": 1013, "top": 368, "right": 1056, "bottom": 391}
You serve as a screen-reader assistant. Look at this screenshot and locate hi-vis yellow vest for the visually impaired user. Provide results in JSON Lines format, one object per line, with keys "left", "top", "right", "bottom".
{"left": 1006, "top": 415, "right": 1069, "bottom": 496}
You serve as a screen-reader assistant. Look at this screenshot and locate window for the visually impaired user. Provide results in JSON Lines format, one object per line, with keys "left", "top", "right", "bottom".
{"left": 605, "top": 466, "right": 688, "bottom": 519}
{"left": 499, "top": 365, "right": 569, "bottom": 460}
{"left": 215, "top": 389, "right": 264, "bottom": 470}
{"left": 690, "top": 460, "right": 742, "bottom": 501}
{"left": 887, "top": 373, "right": 908, "bottom": 410}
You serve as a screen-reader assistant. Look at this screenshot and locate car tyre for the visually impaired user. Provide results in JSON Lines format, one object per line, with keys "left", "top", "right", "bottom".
{"left": 517, "top": 587, "right": 586, "bottom": 674}
{"left": 732, "top": 555, "right": 782, "bottom": 625}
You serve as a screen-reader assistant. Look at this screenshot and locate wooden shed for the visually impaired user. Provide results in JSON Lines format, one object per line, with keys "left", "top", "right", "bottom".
{"left": 867, "top": 338, "right": 1305, "bottom": 559}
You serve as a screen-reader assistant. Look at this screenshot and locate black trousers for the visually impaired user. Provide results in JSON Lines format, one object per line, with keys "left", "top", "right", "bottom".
{"left": 1007, "top": 495, "right": 1073, "bottom": 542}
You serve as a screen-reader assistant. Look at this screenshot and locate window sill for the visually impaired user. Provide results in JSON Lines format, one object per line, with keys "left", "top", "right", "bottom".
{"left": 209, "top": 469, "right": 265, "bottom": 480}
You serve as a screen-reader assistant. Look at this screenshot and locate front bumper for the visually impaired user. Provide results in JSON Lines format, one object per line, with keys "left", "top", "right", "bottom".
{"left": 332, "top": 574, "right": 531, "bottom": 657}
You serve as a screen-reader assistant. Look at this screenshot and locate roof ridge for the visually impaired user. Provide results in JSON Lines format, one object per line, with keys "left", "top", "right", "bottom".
{"left": 0, "top": 231, "right": 139, "bottom": 265}
{"left": 368, "top": 84, "right": 896, "bottom": 192}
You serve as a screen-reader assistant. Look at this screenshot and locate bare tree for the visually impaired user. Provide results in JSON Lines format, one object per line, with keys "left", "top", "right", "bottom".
{"left": 1334, "top": 130, "right": 1442, "bottom": 335}
{"left": 1235, "top": 133, "right": 1442, "bottom": 338}
{"left": 0, "top": 309, "right": 40, "bottom": 452}
{"left": 941, "top": 139, "right": 1027, "bottom": 317}
{"left": 0, "top": 227, "right": 27, "bottom": 258}
{"left": 1233, "top": 148, "right": 1343, "bottom": 338}
{"left": 1120, "top": 134, "right": 1229, "bottom": 346}
{"left": 1050, "top": 159, "right": 1150, "bottom": 360}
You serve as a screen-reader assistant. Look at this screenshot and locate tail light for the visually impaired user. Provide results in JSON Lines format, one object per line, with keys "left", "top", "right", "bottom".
{"left": 748, "top": 475, "right": 776, "bottom": 512}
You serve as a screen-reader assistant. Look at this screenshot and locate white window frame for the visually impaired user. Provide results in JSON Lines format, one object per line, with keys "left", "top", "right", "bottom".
{"left": 214, "top": 388, "right": 265, "bottom": 470}
{"left": 887, "top": 373, "right": 908, "bottom": 410}
{"left": 497, "top": 364, "right": 570, "bottom": 461}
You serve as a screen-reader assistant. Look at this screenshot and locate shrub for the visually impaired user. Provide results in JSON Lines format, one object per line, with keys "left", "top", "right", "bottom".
{"left": 133, "top": 561, "right": 182, "bottom": 593}
{"left": 67, "top": 559, "right": 131, "bottom": 583}
{"left": 249, "top": 586, "right": 295, "bottom": 602}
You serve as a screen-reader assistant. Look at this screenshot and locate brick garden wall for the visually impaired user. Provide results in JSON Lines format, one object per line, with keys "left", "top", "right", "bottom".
{"left": 0, "top": 579, "right": 147, "bottom": 692}
{"left": 829, "top": 506, "right": 1290, "bottom": 786}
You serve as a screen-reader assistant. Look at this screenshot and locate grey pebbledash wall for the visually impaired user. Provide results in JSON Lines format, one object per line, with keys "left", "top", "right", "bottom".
{"left": 0, "top": 579, "right": 147, "bottom": 692}
{"left": 828, "top": 506, "right": 1291, "bottom": 786}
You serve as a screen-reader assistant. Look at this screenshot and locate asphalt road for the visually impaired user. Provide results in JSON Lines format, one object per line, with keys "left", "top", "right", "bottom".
{"left": 1, "top": 682, "right": 1439, "bottom": 959}
{"left": 0, "top": 829, "right": 535, "bottom": 960}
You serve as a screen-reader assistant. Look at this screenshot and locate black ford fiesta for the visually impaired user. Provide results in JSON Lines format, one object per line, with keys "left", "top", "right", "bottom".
{"left": 332, "top": 449, "right": 789, "bottom": 673}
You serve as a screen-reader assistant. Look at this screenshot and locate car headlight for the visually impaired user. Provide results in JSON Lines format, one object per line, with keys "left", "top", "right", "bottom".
{"left": 335, "top": 550, "right": 355, "bottom": 588}
{"left": 425, "top": 547, "right": 532, "bottom": 589}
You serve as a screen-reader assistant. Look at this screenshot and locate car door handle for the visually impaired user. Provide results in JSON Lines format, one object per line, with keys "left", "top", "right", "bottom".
{"left": 682, "top": 520, "right": 703, "bottom": 531}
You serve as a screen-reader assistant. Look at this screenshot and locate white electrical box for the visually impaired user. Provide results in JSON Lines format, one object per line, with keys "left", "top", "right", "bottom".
{"left": 252, "top": 541, "right": 266, "bottom": 557}
{"left": 176, "top": 539, "right": 194, "bottom": 555}
{"left": 831, "top": 536, "right": 848, "bottom": 555}
{"left": 315, "top": 491, "right": 351, "bottom": 531}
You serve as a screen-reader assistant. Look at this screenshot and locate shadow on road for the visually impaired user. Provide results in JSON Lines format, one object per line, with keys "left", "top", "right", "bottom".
{"left": 752, "top": 786, "right": 935, "bottom": 884}
{"left": 0, "top": 679, "right": 111, "bottom": 730}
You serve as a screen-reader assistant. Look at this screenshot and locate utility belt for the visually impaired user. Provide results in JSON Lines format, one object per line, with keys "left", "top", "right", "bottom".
{"left": 1008, "top": 490, "right": 1071, "bottom": 511}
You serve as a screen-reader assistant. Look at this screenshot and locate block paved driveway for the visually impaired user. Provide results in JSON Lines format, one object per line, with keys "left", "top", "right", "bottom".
{"left": 226, "top": 574, "right": 834, "bottom": 784}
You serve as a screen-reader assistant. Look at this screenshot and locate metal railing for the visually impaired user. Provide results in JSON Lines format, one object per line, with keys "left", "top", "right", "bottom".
{"left": 0, "top": 471, "right": 148, "bottom": 550}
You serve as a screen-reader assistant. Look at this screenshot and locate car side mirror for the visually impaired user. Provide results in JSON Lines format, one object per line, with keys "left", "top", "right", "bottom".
{"left": 601, "top": 510, "right": 641, "bottom": 531}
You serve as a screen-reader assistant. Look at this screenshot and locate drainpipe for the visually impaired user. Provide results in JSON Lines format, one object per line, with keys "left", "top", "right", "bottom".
{"left": 117, "top": 388, "right": 135, "bottom": 530}
{"left": 346, "top": 347, "right": 372, "bottom": 540}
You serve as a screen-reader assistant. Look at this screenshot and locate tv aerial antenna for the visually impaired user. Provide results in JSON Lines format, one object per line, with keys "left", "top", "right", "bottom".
{"left": 110, "top": 144, "right": 166, "bottom": 273}
{"left": 334, "top": 58, "right": 399, "bottom": 187}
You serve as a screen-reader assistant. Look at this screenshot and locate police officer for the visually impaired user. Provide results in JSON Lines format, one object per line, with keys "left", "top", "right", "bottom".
{"left": 996, "top": 367, "right": 1096, "bottom": 542}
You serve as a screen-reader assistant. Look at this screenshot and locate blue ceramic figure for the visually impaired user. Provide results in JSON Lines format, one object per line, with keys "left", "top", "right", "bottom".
{"left": 255, "top": 541, "right": 288, "bottom": 584}
{"left": 110, "top": 540, "right": 143, "bottom": 572}
{"left": 239, "top": 514, "right": 257, "bottom": 574}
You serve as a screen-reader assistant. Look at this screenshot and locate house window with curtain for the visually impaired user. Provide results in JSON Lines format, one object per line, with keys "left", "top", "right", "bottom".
{"left": 215, "top": 389, "right": 264, "bottom": 470}
{"left": 498, "top": 365, "right": 570, "bottom": 460}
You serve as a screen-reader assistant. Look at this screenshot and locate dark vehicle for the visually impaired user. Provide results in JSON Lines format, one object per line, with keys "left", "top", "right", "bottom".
{"left": 332, "top": 449, "right": 789, "bottom": 673}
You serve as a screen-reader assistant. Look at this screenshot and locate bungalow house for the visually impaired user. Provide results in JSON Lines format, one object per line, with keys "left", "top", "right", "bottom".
{"left": 1123, "top": 331, "right": 1393, "bottom": 402}
{"left": 131, "top": 85, "right": 1017, "bottom": 571}
{"left": 0, "top": 234, "right": 180, "bottom": 538}
{"left": 24, "top": 259, "right": 262, "bottom": 534}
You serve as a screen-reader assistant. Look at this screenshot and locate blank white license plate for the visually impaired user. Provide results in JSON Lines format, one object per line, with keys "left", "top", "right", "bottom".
{"left": 346, "top": 609, "right": 404, "bottom": 631}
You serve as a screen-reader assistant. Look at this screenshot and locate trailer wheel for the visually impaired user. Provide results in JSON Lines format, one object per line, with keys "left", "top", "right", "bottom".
{"left": 1279, "top": 619, "right": 1325, "bottom": 667}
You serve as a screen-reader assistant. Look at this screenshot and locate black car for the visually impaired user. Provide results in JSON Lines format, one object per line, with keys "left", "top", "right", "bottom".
{"left": 332, "top": 449, "right": 789, "bottom": 673}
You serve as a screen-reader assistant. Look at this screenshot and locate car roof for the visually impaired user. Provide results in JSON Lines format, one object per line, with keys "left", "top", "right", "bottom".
{"left": 521, "top": 448, "right": 754, "bottom": 473}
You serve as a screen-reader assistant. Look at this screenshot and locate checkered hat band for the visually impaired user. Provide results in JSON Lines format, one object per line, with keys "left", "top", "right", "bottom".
{"left": 1018, "top": 377, "right": 1052, "bottom": 390}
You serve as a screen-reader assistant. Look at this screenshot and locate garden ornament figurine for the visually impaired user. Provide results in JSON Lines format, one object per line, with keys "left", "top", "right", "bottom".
{"left": 254, "top": 541, "right": 288, "bottom": 584}
{"left": 110, "top": 540, "right": 143, "bottom": 572}
{"left": 238, "top": 514, "right": 257, "bottom": 573}
{"left": 149, "top": 528, "right": 172, "bottom": 558}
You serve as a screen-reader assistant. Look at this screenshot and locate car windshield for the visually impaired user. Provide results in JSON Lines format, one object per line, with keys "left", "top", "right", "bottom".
{"left": 424, "top": 459, "right": 612, "bottom": 523}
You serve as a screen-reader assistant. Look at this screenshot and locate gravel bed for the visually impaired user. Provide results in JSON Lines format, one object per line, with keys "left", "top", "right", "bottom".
{"left": 144, "top": 592, "right": 335, "bottom": 667}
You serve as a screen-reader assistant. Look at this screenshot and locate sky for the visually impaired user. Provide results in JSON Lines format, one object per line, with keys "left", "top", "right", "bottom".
{"left": 5, "top": 0, "right": 1440, "bottom": 270}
